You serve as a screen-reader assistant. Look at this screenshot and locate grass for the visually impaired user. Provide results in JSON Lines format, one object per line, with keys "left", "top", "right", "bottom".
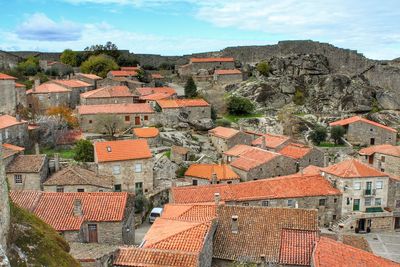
{"left": 163, "top": 150, "right": 171, "bottom": 159}
{"left": 41, "top": 147, "right": 76, "bottom": 159}
{"left": 223, "top": 113, "right": 263, "bottom": 123}
{"left": 317, "top": 142, "right": 346, "bottom": 148}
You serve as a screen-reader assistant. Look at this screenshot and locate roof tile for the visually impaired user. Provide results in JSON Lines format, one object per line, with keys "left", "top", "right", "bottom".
{"left": 95, "top": 139, "right": 152, "bottom": 163}
{"left": 77, "top": 103, "right": 154, "bottom": 115}
{"left": 322, "top": 158, "right": 388, "bottom": 178}
{"left": 80, "top": 86, "right": 133, "bottom": 99}
{"left": 330, "top": 116, "right": 397, "bottom": 133}
{"left": 185, "top": 164, "right": 240, "bottom": 181}
{"left": 133, "top": 127, "right": 159, "bottom": 138}
{"left": 157, "top": 99, "right": 209, "bottom": 109}
{"left": 209, "top": 126, "right": 239, "bottom": 139}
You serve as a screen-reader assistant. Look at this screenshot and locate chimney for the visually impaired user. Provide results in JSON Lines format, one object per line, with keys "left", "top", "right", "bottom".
{"left": 231, "top": 215, "right": 238, "bottom": 234}
{"left": 261, "top": 135, "right": 266, "bottom": 149}
{"left": 211, "top": 172, "right": 217, "bottom": 184}
{"left": 260, "top": 254, "right": 266, "bottom": 267}
{"left": 34, "top": 142, "right": 40, "bottom": 155}
{"left": 214, "top": 192, "right": 220, "bottom": 205}
{"left": 323, "top": 153, "right": 329, "bottom": 167}
{"left": 34, "top": 79, "right": 40, "bottom": 91}
{"left": 16, "top": 114, "right": 21, "bottom": 122}
{"left": 54, "top": 153, "right": 60, "bottom": 172}
{"left": 73, "top": 199, "right": 83, "bottom": 217}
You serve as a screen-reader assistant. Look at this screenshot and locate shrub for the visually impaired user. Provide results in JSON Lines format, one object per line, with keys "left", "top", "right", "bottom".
{"left": 74, "top": 140, "right": 94, "bottom": 162}
{"left": 17, "top": 56, "right": 40, "bottom": 76}
{"left": 226, "top": 95, "right": 255, "bottom": 115}
{"left": 330, "top": 126, "right": 346, "bottom": 144}
{"left": 293, "top": 88, "right": 305, "bottom": 105}
{"left": 117, "top": 53, "right": 139, "bottom": 67}
{"left": 135, "top": 190, "right": 149, "bottom": 214}
{"left": 175, "top": 166, "right": 188, "bottom": 178}
{"left": 184, "top": 77, "right": 197, "bottom": 98}
{"left": 256, "top": 61, "right": 270, "bottom": 77}
{"left": 309, "top": 126, "right": 327, "bottom": 145}
{"left": 216, "top": 118, "right": 232, "bottom": 127}
{"left": 211, "top": 105, "right": 218, "bottom": 121}
{"left": 80, "top": 54, "right": 119, "bottom": 78}
{"left": 60, "top": 49, "right": 78, "bottom": 67}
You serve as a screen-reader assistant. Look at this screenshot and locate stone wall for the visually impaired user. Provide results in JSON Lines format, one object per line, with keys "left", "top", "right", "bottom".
{"left": 0, "top": 51, "right": 21, "bottom": 69}
{"left": 80, "top": 96, "right": 134, "bottom": 106}
{"left": 67, "top": 86, "right": 94, "bottom": 108}
{"left": 214, "top": 73, "right": 243, "bottom": 85}
{"left": 298, "top": 148, "right": 325, "bottom": 168}
{"left": 388, "top": 179, "right": 400, "bottom": 213}
{"left": 43, "top": 184, "right": 113, "bottom": 192}
{"left": 0, "top": 146, "right": 10, "bottom": 251}
{"left": 7, "top": 172, "right": 42, "bottom": 191}
{"left": 27, "top": 91, "right": 71, "bottom": 113}
{"left": 346, "top": 121, "right": 397, "bottom": 146}
{"left": 0, "top": 80, "right": 16, "bottom": 116}
{"left": 0, "top": 122, "right": 28, "bottom": 147}
{"left": 199, "top": 220, "right": 217, "bottom": 267}
{"left": 359, "top": 153, "right": 400, "bottom": 176}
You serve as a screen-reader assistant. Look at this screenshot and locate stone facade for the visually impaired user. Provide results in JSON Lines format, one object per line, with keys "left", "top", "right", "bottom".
{"left": 210, "top": 132, "right": 252, "bottom": 154}
{"left": 6, "top": 158, "right": 48, "bottom": 191}
{"left": 0, "top": 79, "right": 17, "bottom": 116}
{"left": 343, "top": 121, "right": 397, "bottom": 146}
{"left": 198, "top": 220, "right": 217, "bottom": 267}
{"left": 297, "top": 147, "right": 325, "bottom": 169}
{"left": 43, "top": 184, "right": 113, "bottom": 193}
{"left": 27, "top": 91, "right": 71, "bottom": 113}
{"left": 185, "top": 176, "right": 240, "bottom": 186}
{"left": 15, "top": 85, "right": 27, "bottom": 109}
{"left": 191, "top": 61, "right": 235, "bottom": 73}
{"left": 359, "top": 152, "right": 400, "bottom": 176}
{"left": 80, "top": 95, "right": 134, "bottom": 105}
{"left": 0, "top": 120, "right": 28, "bottom": 147}
{"left": 0, "top": 146, "right": 10, "bottom": 251}
{"left": 388, "top": 178, "right": 400, "bottom": 230}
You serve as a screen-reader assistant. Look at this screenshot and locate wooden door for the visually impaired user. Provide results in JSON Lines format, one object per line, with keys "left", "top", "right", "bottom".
{"left": 370, "top": 138, "right": 375, "bottom": 145}
{"left": 88, "top": 224, "right": 98, "bottom": 243}
{"left": 395, "top": 217, "right": 400, "bottom": 230}
{"left": 368, "top": 155, "right": 374, "bottom": 164}
{"left": 135, "top": 116, "right": 141, "bottom": 125}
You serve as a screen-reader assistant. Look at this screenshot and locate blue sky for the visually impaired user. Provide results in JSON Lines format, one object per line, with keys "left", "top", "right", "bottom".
{"left": 0, "top": 0, "right": 399, "bottom": 59}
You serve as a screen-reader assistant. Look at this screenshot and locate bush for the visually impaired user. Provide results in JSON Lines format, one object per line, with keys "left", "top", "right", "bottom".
{"left": 74, "top": 140, "right": 94, "bottom": 162}
{"left": 226, "top": 95, "right": 255, "bottom": 115}
{"left": 175, "top": 166, "right": 188, "bottom": 178}
{"left": 216, "top": 118, "right": 232, "bottom": 127}
{"left": 135, "top": 191, "right": 149, "bottom": 214}
{"left": 211, "top": 105, "right": 218, "bottom": 121}
{"left": 330, "top": 126, "right": 346, "bottom": 145}
{"left": 184, "top": 77, "right": 197, "bottom": 98}
{"left": 117, "top": 53, "right": 139, "bottom": 67}
{"left": 17, "top": 56, "right": 40, "bottom": 76}
{"left": 159, "top": 62, "right": 175, "bottom": 70}
{"left": 293, "top": 88, "right": 305, "bottom": 105}
{"left": 60, "top": 49, "right": 78, "bottom": 67}
{"left": 256, "top": 61, "right": 270, "bottom": 77}
{"left": 309, "top": 126, "right": 327, "bottom": 145}
{"left": 80, "top": 54, "right": 119, "bottom": 78}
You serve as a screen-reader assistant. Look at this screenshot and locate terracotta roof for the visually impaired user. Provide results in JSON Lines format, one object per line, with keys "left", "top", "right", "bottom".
{"left": 359, "top": 144, "right": 400, "bottom": 157}
{"left": 0, "top": 115, "right": 27, "bottom": 129}
{"left": 185, "top": 164, "right": 240, "bottom": 181}
{"left": 330, "top": 116, "right": 397, "bottom": 133}
{"left": 190, "top": 57, "right": 234, "bottom": 63}
{"left": 109, "top": 70, "right": 138, "bottom": 77}
{"left": 213, "top": 205, "right": 318, "bottom": 263}
{"left": 120, "top": 66, "right": 140, "bottom": 71}
{"left": 171, "top": 173, "right": 340, "bottom": 204}
{"left": 151, "top": 73, "right": 164, "bottom": 79}
{"left": 9, "top": 191, "right": 42, "bottom": 212}
{"left": 77, "top": 103, "right": 154, "bottom": 115}
{"left": 156, "top": 99, "right": 210, "bottom": 109}
{"left": 209, "top": 126, "right": 240, "bottom": 139}
{"left": 95, "top": 139, "right": 152, "bottom": 163}
{"left": 137, "top": 87, "right": 176, "bottom": 100}
{"left": 115, "top": 247, "right": 199, "bottom": 267}
{"left": 171, "top": 145, "right": 189, "bottom": 155}
{"left": 10, "top": 191, "right": 128, "bottom": 231}
{"left": 26, "top": 82, "right": 71, "bottom": 94}
{"left": 0, "top": 73, "right": 17, "bottom": 80}
{"left": 133, "top": 127, "right": 159, "bottom": 138}
{"left": 214, "top": 69, "right": 242, "bottom": 75}
{"left": 322, "top": 158, "right": 388, "bottom": 178}
{"left": 229, "top": 146, "right": 280, "bottom": 171}
{"left": 161, "top": 204, "right": 217, "bottom": 222}
{"left": 2, "top": 143, "right": 25, "bottom": 159}
{"left": 278, "top": 143, "right": 312, "bottom": 159}
{"left": 77, "top": 73, "right": 102, "bottom": 80}
{"left": 53, "top": 79, "right": 91, "bottom": 88}
{"left": 312, "top": 237, "right": 400, "bottom": 267}
{"left": 15, "top": 83, "right": 26, "bottom": 88}
{"left": 69, "top": 243, "right": 118, "bottom": 262}
{"left": 6, "top": 155, "right": 47, "bottom": 173}
{"left": 251, "top": 133, "right": 290, "bottom": 149}
{"left": 43, "top": 165, "right": 113, "bottom": 189}
{"left": 80, "top": 86, "right": 133, "bottom": 99}
{"left": 302, "top": 165, "right": 322, "bottom": 175}
{"left": 223, "top": 144, "right": 254, "bottom": 157}
{"left": 140, "top": 93, "right": 173, "bottom": 101}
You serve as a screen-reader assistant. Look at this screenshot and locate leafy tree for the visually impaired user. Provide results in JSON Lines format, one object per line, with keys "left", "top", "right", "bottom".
{"left": 80, "top": 55, "right": 119, "bottom": 78}
{"left": 74, "top": 140, "right": 94, "bottom": 162}
{"left": 17, "top": 56, "right": 40, "bottom": 76}
{"left": 227, "top": 95, "right": 255, "bottom": 115}
{"left": 309, "top": 126, "right": 327, "bottom": 145}
{"left": 46, "top": 106, "right": 78, "bottom": 128}
{"left": 136, "top": 69, "right": 150, "bottom": 83}
{"left": 84, "top": 41, "right": 121, "bottom": 60}
{"left": 330, "top": 126, "right": 346, "bottom": 145}
{"left": 184, "top": 77, "right": 197, "bottom": 98}
{"left": 159, "top": 62, "right": 174, "bottom": 70}
{"left": 117, "top": 53, "right": 139, "bottom": 67}
{"left": 211, "top": 105, "right": 218, "bottom": 121}
{"left": 94, "top": 115, "right": 124, "bottom": 139}
{"left": 256, "top": 61, "right": 270, "bottom": 77}
{"left": 60, "top": 49, "right": 78, "bottom": 67}
{"left": 135, "top": 190, "right": 149, "bottom": 213}
{"left": 75, "top": 52, "right": 88, "bottom": 67}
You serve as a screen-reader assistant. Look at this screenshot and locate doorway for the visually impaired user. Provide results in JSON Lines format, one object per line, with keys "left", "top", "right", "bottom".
{"left": 88, "top": 224, "right": 98, "bottom": 243}
{"left": 135, "top": 116, "right": 141, "bottom": 125}
{"left": 395, "top": 217, "right": 400, "bottom": 230}
{"left": 370, "top": 138, "right": 375, "bottom": 145}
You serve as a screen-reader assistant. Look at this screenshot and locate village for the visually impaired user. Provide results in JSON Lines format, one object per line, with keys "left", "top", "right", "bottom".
{"left": 1, "top": 52, "right": 400, "bottom": 267}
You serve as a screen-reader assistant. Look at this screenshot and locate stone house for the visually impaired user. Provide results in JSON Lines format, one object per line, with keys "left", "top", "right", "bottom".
{"left": 156, "top": 99, "right": 211, "bottom": 126}
{"left": 358, "top": 144, "right": 400, "bottom": 176}
{"left": 388, "top": 176, "right": 400, "bottom": 231}
{"left": 322, "top": 158, "right": 393, "bottom": 232}
{"left": 137, "top": 87, "right": 177, "bottom": 108}
{"left": 6, "top": 154, "right": 48, "bottom": 191}
{"left": 80, "top": 85, "right": 134, "bottom": 105}
{"left": 10, "top": 191, "right": 135, "bottom": 245}
{"left": 43, "top": 165, "right": 114, "bottom": 192}
{"left": 107, "top": 70, "right": 138, "bottom": 80}
{"left": 224, "top": 145, "right": 297, "bottom": 181}
{"left": 52, "top": 79, "right": 93, "bottom": 108}
{"left": 209, "top": 127, "right": 253, "bottom": 154}
{"left": 2, "top": 143, "right": 25, "bottom": 166}
{"left": 213, "top": 69, "right": 243, "bottom": 84}
{"left": 179, "top": 57, "right": 236, "bottom": 76}
{"left": 184, "top": 164, "right": 240, "bottom": 186}
{"left": 39, "top": 60, "right": 71, "bottom": 74}
{"left": 170, "top": 145, "right": 190, "bottom": 164}
{"left": 133, "top": 127, "right": 160, "bottom": 147}
{"left": 0, "top": 73, "right": 18, "bottom": 116}
{"left": 77, "top": 103, "right": 155, "bottom": 133}
{"left": 26, "top": 82, "right": 71, "bottom": 113}
{"left": 15, "top": 83, "right": 27, "bottom": 109}
{"left": 278, "top": 142, "right": 325, "bottom": 169}
{"left": 75, "top": 73, "right": 102, "bottom": 88}
{"left": 97, "top": 77, "right": 144, "bottom": 91}
{"left": 329, "top": 116, "right": 397, "bottom": 146}
{"left": 94, "top": 139, "right": 153, "bottom": 193}
{"left": 248, "top": 131, "right": 291, "bottom": 152}
{"left": 0, "top": 115, "right": 29, "bottom": 147}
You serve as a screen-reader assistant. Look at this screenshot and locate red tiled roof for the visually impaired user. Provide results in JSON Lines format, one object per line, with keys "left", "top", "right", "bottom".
{"left": 133, "top": 127, "right": 159, "bottom": 138}
{"left": 172, "top": 173, "right": 340, "bottom": 204}
{"left": 209, "top": 126, "right": 239, "bottom": 139}
{"left": 301, "top": 165, "right": 322, "bottom": 175}
{"left": 151, "top": 73, "right": 164, "bottom": 79}
{"left": 278, "top": 143, "right": 312, "bottom": 159}
{"left": 9, "top": 191, "right": 42, "bottom": 212}
{"left": 80, "top": 86, "right": 133, "bottom": 99}
{"left": 2, "top": 143, "right": 25, "bottom": 159}
{"left": 109, "top": 70, "right": 138, "bottom": 77}
{"left": 190, "top": 57, "right": 234, "bottom": 63}
{"left": 120, "top": 66, "right": 140, "bottom": 71}
{"left": 140, "top": 92, "right": 173, "bottom": 101}
{"left": 26, "top": 82, "right": 71, "bottom": 94}
{"left": 185, "top": 164, "right": 240, "bottom": 181}
{"left": 251, "top": 132, "right": 290, "bottom": 149}
{"left": 53, "top": 79, "right": 91, "bottom": 88}
{"left": 312, "top": 237, "right": 400, "bottom": 267}
{"left": 156, "top": 99, "right": 210, "bottom": 109}
{"left": 322, "top": 158, "right": 388, "bottom": 178}
{"left": 161, "top": 204, "right": 217, "bottom": 222}
{"left": 0, "top": 115, "right": 27, "bottom": 129}
{"left": 77, "top": 73, "right": 102, "bottom": 80}
{"left": 359, "top": 144, "right": 400, "bottom": 157}
{"left": 95, "top": 139, "right": 152, "bottom": 163}
{"left": 330, "top": 116, "right": 397, "bottom": 133}
{"left": 15, "top": 83, "right": 26, "bottom": 88}
{"left": 77, "top": 103, "right": 154, "bottom": 115}
{"left": 229, "top": 146, "right": 280, "bottom": 171}
{"left": 224, "top": 144, "right": 254, "bottom": 157}
{"left": 214, "top": 69, "right": 242, "bottom": 75}
{"left": 0, "top": 73, "right": 17, "bottom": 80}
{"left": 137, "top": 87, "right": 176, "bottom": 97}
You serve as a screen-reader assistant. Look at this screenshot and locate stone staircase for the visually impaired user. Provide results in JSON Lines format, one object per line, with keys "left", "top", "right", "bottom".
{"left": 330, "top": 214, "right": 353, "bottom": 232}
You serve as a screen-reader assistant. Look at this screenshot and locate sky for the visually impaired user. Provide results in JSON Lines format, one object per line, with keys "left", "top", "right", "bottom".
{"left": 0, "top": 0, "right": 399, "bottom": 59}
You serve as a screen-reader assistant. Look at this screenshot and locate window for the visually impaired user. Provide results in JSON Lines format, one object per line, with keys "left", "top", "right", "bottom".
{"left": 77, "top": 188, "right": 85, "bottom": 192}
{"left": 99, "top": 189, "right": 103, "bottom": 192}
{"left": 134, "top": 163, "right": 142, "bottom": 173}
{"left": 396, "top": 200, "right": 400, "bottom": 208}
{"left": 333, "top": 215, "right": 337, "bottom": 220}
{"left": 334, "top": 198, "right": 337, "bottom": 203}
{"left": 125, "top": 116, "right": 130, "bottom": 122}
{"left": 135, "top": 182, "right": 143, "bottom": 190}
{"left": 353, "top": 182, "right": 361, "bottom": 190}
{"left": 192, "top": 180, "right": 198, "bottom": 186}
{"left": 262, "top": 201, "right": 269, "bottom": 207}
{"left": 319, "top": 199, "right": 326, "bottom": 206}
{"left": 14, "top": 175, "right": 22, "bottom": 184}
{"left": 144, "top": 115, "right": 148, "bottom": 121}
{"left": 375, "top": 198, "right": 382, "bottom": 206}
{"left": 381, "top": 156, "right": 385, "bottom": 162}
{"left": 56, "top": 186, "right": 64, "bottom": 192}
{"left": 227, "top": 181, "right": 232, "bottom": 184}
{"left": 381, "top": 168, "right": 385, "bottom": 172}
{"left": 376, "top": 181, "right": 383, "bottom": 189}
{"left": 114, "top": 184, "right": 122, "bottom": 192}
{"left": 287, "top": 199, "right": 294, "bottom": 207}
{"left": 112, "top": 165, "right": 121, "bottom": 175}
{"left": 365, "top": 198, "right": 372, "bottom": 207}
{"left": 89, "top": 120, "right": 92, "bottom": 124}
{"left": 346, "top": 198, "right": 350, "bottom": 205}
{"left": 242, "top": 202, "right": 249, "bottom": 206}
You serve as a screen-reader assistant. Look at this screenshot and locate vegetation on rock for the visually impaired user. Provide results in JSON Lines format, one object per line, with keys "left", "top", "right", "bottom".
{"left": 226, "top": 95, "right": 255, "bottom": 115}
{"left": 256, "top": 61, "right": 270, "bottom": 77}
{"left": 184, "top": 77, "right": 198, "bottom": 98}
{"left": 117, "top": 53, "right": 139, "bottom": 67}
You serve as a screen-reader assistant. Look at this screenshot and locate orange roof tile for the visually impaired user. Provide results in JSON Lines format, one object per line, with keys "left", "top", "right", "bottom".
{"left": 190, "top": 57, "right": 234, "bottom": 63}
{"left": 214, "top": 69, "right": 242, "bottom": 75}
{"left": 0, "top": 115, "right": 27, "bottom": 129}
{"left": 229, "top": 146, "right": 280, "bottom": 171}
{"left": 209, "top": 126, "right": 240, "bottom": 139}
{"left": 251, "top": 133, "right": 290, "bottom": 149}
{"left": 133, "top": 127, "right": 159, "bottom": 138}
{"left": 2, "top": 143, "right": 25, "bottom": 159}
{"left": 80, "top": 86, "right": 133, "bottom": 99}
{"left": 9, "top": 191, "right": 42, "bottom": 212}
{"left": 161, "top": 204, "right": 217, "bottom": 222}
{"left": 322, "top": 158, "right": 388, "bottom": 178}
{"left": 359, "top": 144, "right": 400, "bottom": 157}
{"left": 0, "top": 73, "right": 17, "bottom": 80}
{"left": 224, "top": 144, "right": 254, "bottom": 156}
{"left": 26, "top": 82, "right": 71, "bottom": 94}
{"left": 95, "top": 139, "right": 152, "bottom": 163}
{"left": 312, "top": 237, "right": 400, "bottom": 267}
{"left": 157, "top": 99, "right": 209, "bottom": 109}
{"left": 77, "top": 73, "right": 102, "bottom": 80}
{"left": 151, "top": 73, "right": 164, "bottom": 79}
{"left": 53, "top": 79, "right": 91, "bottom": 88}
{"left": 185, "top": 164, "right": 240, "bottom": 181}
{"left": 278, "top": 143, "right": 312, "bottom": 159}
{"left": 109, "top": 70, "right": 138, "bottom": 77}
{"left": 140, "top": 92, "right": 173, "bottom": 101}
{"left": 120, "top": 66, "right": 140, "bottom": 71}
{"left": 15, "top": 83, "right": 26, "bottom": 88}
{"left": 330, "top": 116, "right": 397, "bottom": 133}
{"left": 301, "top": 165, "right": 322, "bottom": 175}
{"left": 137, "top": 87, "right": 176, "bottom": 97}
{"left": 77, "top": 103, "right": 154, "bottom": 115}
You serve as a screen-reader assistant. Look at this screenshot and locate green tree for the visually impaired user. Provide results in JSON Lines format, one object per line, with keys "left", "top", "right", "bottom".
{"left": 17, "top": 56, "right": 40, "bottom": 76}
{"left": 184, "top": 77, "right": 197, "bottom": 98}
{"left": 309, "top": 126, "right": 327, "bottom": 145}
{"left": 227, "top": 95, "right": 255, "bottom": 115}
{"left": 117, "top": 53, "right": 139, "bottom": 67}
{"left": 256, "top": 61, "right": 270, "bottom": 77}
{"left": 60, "top": 49, "right": 78, "bottom": 67}
{"left": 73, "top": 140, "right": 94, "bottom": 162}
{"left": 135, "top": 190, "right": 149, "bottom": 213}
{"left": 330, "top": 126, "right": 346, "bottom": 145}
{"left": 80, "top": 55, "right": 119, "bottom": 78}
{"left": 84, "top": 41, "right": 121, "bottom": 60}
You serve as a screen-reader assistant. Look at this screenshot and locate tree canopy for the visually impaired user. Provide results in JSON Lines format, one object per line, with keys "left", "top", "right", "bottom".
{"left": 117, "top": 53, "right": 139, "bottom": 67}
{"left": 309, "top": 125, "right": 327, "bottom": 145}
{"left": 330, "top": 126, "right": 346, "bottom": 144}
{"left": 184, "top": 77, "right": 197, "bottom": 98}
{"left": 84, "top": 41, "right": 121, "bottom": 60}
{"left": 80, "top": 55, "right": 119, "bottom": 78}
{"left": 226, "top": 95, "right": 255, "bottom": 115}
{"left": 74, "top": 140, "right": 94, "bottom": 162}
{"left": 60, "top": 49, "right": 78, "bottom": 67}
{"left": 17, "top": 56, "right": 40, "bottom": 76}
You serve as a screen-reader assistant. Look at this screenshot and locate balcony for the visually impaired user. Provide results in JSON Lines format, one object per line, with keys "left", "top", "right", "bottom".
{"left": 365, "top": 207, "right": 384, "bottom": 213}
{"left": 363, "top": 189, "right": 376, "bottom": 196}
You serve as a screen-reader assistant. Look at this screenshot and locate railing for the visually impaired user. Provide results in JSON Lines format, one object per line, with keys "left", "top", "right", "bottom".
{"left": 364, "top": 189, "right": 376, "bottom": 196}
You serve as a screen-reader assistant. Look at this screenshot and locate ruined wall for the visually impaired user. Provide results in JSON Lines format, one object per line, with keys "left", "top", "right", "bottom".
{"left": 0, "top": 80, "right": 17, "bottom": 116}
{"left": 0, "top": 145, "right": 10, "bottom": 251}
